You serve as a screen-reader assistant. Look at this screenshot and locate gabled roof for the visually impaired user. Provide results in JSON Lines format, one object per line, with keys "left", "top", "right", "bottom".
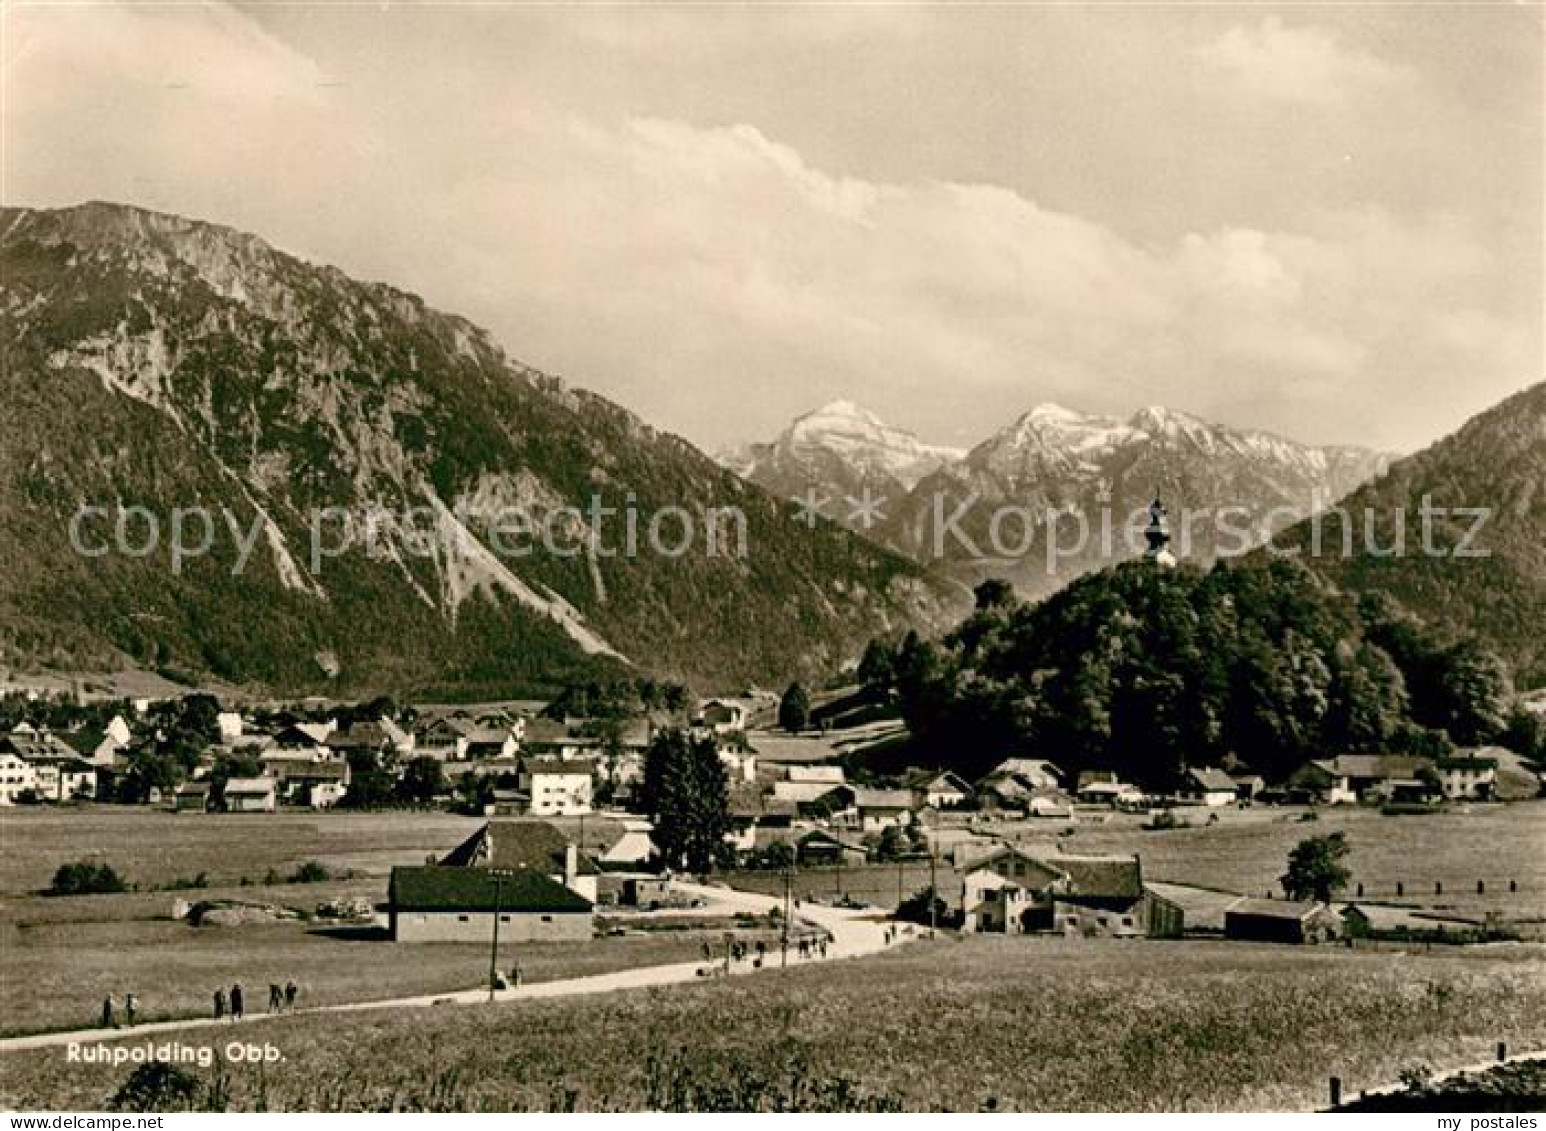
{"left": 1227, "top": 898, "right": 1333, "bottom": 921}
{"left": 787, "top": 765, "right": 846, "bottom": 784}
{"left": 440, "top": 820, "right": 599, "bottom": 876}
{"left": 1320, "top": 754, "right": 1434, "bottom": 780}
{"left": 1047, "top": 854, "right": 1144, "bottom": 900}
{"left": 1186, "top": 767, "right": 1236, "bottom": 792}
{"left": 1436, "top": 756, "right": 1498, "bottom": 771}
{"left": 390, "top": 866, "right": 593, "bottom": 913}
{"left": 906, "top": 769, "right": 971, "bottom": 793}
{"left": 224, "top": 776, "right": 277, "bottom": 794}
{"left": 0, "top": 732, "right": 84, "bottom": 760}
{"left": 850, "top": 788, "right": 914, "bottom": 810}
{"left": 989, "top": 758, "right": 1064, "bottom": 784}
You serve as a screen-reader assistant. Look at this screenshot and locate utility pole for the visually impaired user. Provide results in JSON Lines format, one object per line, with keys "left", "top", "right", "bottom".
{"left": 928, "top": 837, "right": 938, "bottom": 937}
{"left": 782, "top": 864, "right": 793, "bottom": 968}
{"left": 487, "top": 872, "right": 503, "bottom": 1002}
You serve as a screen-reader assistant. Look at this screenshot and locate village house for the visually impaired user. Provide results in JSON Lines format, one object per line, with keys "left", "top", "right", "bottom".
{"left": 223, "top": 776, "right": 279, "bottom": 813}
{"left": 717, "top": 747, "right": 757, "bottom": 783}
{"left": 695, "top": 699, "right": 749, "bottom": 734}
{"left": 520, "top": 717, "right": 599, "bottom": 760}
{"left": 849, "top": 787, "right": 915, "bottom": 831}
{"left": 0, "top": 747, "right": 37, "bottom": 804}
{"left": 988, "top": 759, "right": 1065, "bottom": 791}
{"left": 1291, "top": 754, "right": 1435, "bottom": 805}
{"left": 174, "top": 780, "right": 215, "bottom": 812}
{"left": 959, "top": 868, "right": 1032, "bottom": 934}
{"left": 69, "top": 716, "right": 132, "bottom": 766}
{"left": 1435, "top": 755, "right": 1498, "bottom": 801}
{"left": 260, "top": 747, "right": 350, "bottom": 806}
{"left": 1180, "top": 767, "right": 1238, "bottom": 808}
{"left": 1074, "top": 771, "right": 1143, "bottom": 807}
{"left": 907, "top": 769, "right": 972, "bottom": 810}
{"left": 388, "top": 866, "right": 594, "bottom": 942}
{"left": 0, "top": 730, "right": 95, "bottom": 801}
{"left": 522, "top": 759, "right": 595, "bottom": 815}
{"left": 952, "top": 846, "right": 1181, "bottom": 938}
{"left": 440, "top": 819, "right": 600, "bottom": 902}
{"left": 216, "top": 711, "right": 245, "bottom": 742}
{"left": 795, "top": 828, "right": 867, "bottom": 867}
{"left": 1224, "top": 898, "right": 1342, "bottom": 944}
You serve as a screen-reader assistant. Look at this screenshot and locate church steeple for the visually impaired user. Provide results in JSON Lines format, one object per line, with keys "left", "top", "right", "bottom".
{"left": 1144, "top": 494, "right": 1176, "bottom": 567}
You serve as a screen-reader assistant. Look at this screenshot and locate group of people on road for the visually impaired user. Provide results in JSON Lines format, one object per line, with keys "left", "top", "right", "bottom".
{"left": 99, "top": 992, "right": 137, "bottom": 1029}
{"left": 211, "top": 980, "right": 298, "bottom": 1021}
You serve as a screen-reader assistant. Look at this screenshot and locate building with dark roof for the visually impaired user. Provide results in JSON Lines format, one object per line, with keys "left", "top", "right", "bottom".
{"left": 388, "top": 866, "right": 593, "bottom": 942}
{"left": 1224, "top": 898, "right": 1342, "bottom": 944}
{"left": 440, "top": 820, "right": 599, "bottom": 901}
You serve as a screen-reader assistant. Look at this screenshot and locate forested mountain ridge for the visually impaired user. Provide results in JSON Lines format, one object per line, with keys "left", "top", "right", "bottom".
{"left": 0, "top": 202, "right": 959, "bottom": 696}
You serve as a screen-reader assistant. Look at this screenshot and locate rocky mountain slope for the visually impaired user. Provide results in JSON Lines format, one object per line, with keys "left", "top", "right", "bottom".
{"left": 1276, "top": 380, "right": 1546, "bottom": 687}
{"left": 0, "top": 202, "right": 959, "bottom": 697}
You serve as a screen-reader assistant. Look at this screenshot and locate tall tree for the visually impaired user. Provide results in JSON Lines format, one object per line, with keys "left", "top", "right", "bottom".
{"left": 777, "top": 682, "right": 811, "bottom": 733}
{"left": 1280, "top": 831, "right": 1352, "bottom": 903}
{"left": 640, "top": 728, "right": 730, "bottom": 872}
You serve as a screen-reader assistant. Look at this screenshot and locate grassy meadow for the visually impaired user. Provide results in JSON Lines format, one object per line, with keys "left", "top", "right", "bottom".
{"left": 2, "top": 935, "right": 1542, "bottom": 1112}
{"left": 0, "top": 807, "right": 482, "bottom": 895}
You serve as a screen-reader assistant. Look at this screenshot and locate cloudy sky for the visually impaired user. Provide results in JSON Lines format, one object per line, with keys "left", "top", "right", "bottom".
{"left": 3, "top": 3, "right": 1539, "bottom": 455}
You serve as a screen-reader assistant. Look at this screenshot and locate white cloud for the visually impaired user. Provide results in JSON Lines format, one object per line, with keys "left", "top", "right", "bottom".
{"left": 1195, "top": 16, "right": 1416, "bottom": 106}
{"left": 3, "top": 3, "right": 1533, "bottom": 454}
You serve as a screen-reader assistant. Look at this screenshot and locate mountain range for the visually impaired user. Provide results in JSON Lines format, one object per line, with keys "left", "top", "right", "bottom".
{"left": 727, "top": 399, "right": 1392, "bottom": 596}
{"left": 0, "top": 203, "right": 958, "bottom": 697}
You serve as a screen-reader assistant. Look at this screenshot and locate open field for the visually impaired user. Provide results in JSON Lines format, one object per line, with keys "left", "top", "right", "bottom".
{"left": 0, "top": 807, "right": 482, "bottom": 895}
{"left": 733, "top": 802, "right": 1546, "bottom": 923}
{"left": 1044, "top": 801, "right": 1546, "bottom": 920}
{"left": 0, "top": 910, "right": 714, "bottom": 1037}
{"left": 2, "top": 936, "right": 1542, "bottom": 1111}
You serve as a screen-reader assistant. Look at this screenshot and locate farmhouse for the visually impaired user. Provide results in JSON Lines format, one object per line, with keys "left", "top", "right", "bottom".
{"left": 908, "top": 770, "right": 972, "bottom": 809}
{"left": 1435, "top": 755, "right": 1498, "bottom": 801}
{"left": 388, "top": 866, "right": 593, "bottom": 942}
{"left": 223, "top": 776, "right": 279, "bottom": 813}
{"left": 1180, "top": 767, "right": 1237, "bottom": 808}
{"left": 953, "top": 847, "right": 1181, "bottom": 938}
{"left": 959, "top": 868, "right": 1032, "bottom": 934}
{"left": 1224, "top": 899, "right": 1342, "bottom": 944}
{"left": 440, "top": 819, "right": 600, "bottom": 901}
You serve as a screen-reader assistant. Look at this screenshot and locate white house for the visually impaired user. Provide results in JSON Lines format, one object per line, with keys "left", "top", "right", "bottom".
{"left": 850, "top": 787, "right": 915, "bottom": 831}
{"left": 224, "top": 776, "right": 279, "bottom": 813}
{"left": 216, "top": 711, "right": 245, "bottom": 742}
{"left": 908, "top": 770, "right": 972, "bottom": 809}
{"left": 1435, "top": 755, "right": 1498, "bottom": 800}
{"left": 0, "top": 749, "right": 37, "bottom": 804}
{"left": 718, "top": 748, "right": 757, "bottom": 783}
{"left": 526, "top": 761, "right": 594, "bottom": 816}
{"left": 1182, "top": 767, "right": 1238, "bottom": 808}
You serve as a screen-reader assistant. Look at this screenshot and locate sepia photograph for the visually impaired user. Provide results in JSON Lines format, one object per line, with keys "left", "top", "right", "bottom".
{"left": 0, "top": 0, "right": 1542, "bottom": 1118}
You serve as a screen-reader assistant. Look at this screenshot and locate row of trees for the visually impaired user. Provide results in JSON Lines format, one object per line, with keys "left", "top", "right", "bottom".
{"left": 860, "top": 560, "right": 1523, "bottom": 790}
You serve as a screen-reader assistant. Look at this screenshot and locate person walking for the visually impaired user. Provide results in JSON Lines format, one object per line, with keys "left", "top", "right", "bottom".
{"left": 230, "top": 983, "right": 244, "bottom": 1022}
{"left": 511, "top": 962, "right": 523, "bottom": 989}
{"left": 213, "top": 988, "right": 226, "bottom": 1020}
{"left": 101, "top": 993, "right": 116, "bottom": 1030}
{"left": 124, "top": 993, "right": 137, "bottom": 1028}
{"left": 269, "top": 983, "right": 283, "bottom": 1013}
{"left": 284, "top": 981, "right": 298, "bottom": 1011}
